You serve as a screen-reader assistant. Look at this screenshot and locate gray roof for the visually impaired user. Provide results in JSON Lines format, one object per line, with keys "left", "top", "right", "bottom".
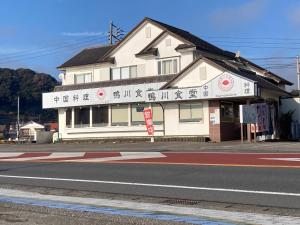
{"left": 58, "top": 45, "right": 114, "bottom": 69}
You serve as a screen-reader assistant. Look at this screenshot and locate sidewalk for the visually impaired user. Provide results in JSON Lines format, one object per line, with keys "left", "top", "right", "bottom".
{"left": 0, "top": 141, "right": 300, "bottom": 152}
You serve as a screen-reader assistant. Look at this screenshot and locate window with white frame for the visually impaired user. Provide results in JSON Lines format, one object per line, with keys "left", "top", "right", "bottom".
{"left": 111, "top": 104, "right": 128, "bottom": 126}
{"left": 74, "top": 107, "right": 90, "bottom": 127}
{"left": 157, "top": 58, "right": 178, "bottom": 75}
{"left": 66, "top": 108, "right": 72, "bottom": 128}
{"left": 92, "top": 105, "right": 109, "bottom": 127}
{"left": 111, "top": 66, "right": 137, "bottom": 80}
{"left": 179, "top": 103, "right": 203, "bottom": 122}
{"left": 74, "top": 73, "right": 92, "bottom": 84}
{"left": 152, "top": 103, "right": 163, "bottom": 125}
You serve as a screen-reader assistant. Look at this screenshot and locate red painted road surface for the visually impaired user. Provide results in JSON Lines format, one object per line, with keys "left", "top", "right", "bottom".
{"left": 0, "top": 152, "right": 300, "bottom": 168}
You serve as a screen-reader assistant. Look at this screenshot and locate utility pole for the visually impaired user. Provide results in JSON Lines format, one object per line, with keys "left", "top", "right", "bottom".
{"left": 297, "top": 55, "right": 300, "bottom": 95}
{"left": 108, "top": 21, "right": 124, "bottom": 45}
{"left": 16, "top": 96, "right": 20, "bottom": 141}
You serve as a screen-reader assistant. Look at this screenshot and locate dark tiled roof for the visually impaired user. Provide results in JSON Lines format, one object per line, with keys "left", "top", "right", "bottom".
{"left": 54, "top": 74, "right": 176, "bottom": 92}
{"left": 58, "top": 45, "right": 114, "bottom": 68}
{"left": 161, "top": 56, "right": 289, "bottom": 95}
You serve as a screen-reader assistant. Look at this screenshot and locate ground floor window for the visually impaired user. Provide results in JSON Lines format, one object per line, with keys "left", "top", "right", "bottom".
{"left": 66, "top": 108, "right": 72, "bottom": 128}
{"left": 131, "top": 103, "right": 147, "bottom": 125}
{"left": 152, "top": 103, "right": 163, "bottom": 125}
{"left": 220, "top": 102, "right": 234, "bottom": 122}
{"left": 111, "top": 104, "right": 128, "bottom": 126}
{"left": 74, "top": 107, "right": 90, "bottom": 127}
{"left": 92, "top": 106, "right": 108, "bottom": 127}
{"left": 179, "top": 103, "right": 203, "bottom": 122}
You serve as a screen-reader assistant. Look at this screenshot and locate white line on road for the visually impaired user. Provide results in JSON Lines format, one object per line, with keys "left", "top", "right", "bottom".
{"left": 0, "top": 174, "right": 299, "bottom": 197}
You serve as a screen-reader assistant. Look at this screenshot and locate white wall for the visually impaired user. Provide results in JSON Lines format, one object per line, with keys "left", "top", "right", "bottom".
{"left": 164, "top": 101, "right": 209, "bottom": 136}
{"left": 174, "top": 61, "right": 224, "bottom": 88}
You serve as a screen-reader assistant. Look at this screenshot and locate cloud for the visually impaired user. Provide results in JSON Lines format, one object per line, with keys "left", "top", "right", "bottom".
{"left": 209, "top": 0, "right": 267, "bottom": 28}
{"left": 0, "top": 47, "right": 32, "bottom": 55}
{"left": 61, "top": 32, "right": 107, "bottom": 37}
{"left": 289, "top": 5, "right": 300, "bottom": 26}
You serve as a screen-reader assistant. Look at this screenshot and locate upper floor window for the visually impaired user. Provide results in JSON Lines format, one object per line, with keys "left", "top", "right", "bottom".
{"left": 157, "top": 58, "right": 178, "bottom": 75}
{"left": 111, "top": 66, "right": 137, "bottom": 80}
{"left": 74, "top": 73, "right": 92, "bottom": 84}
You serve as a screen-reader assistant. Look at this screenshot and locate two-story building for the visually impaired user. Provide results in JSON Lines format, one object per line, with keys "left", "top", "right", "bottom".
{"left": 43, "top": 17, "right": 292, "bottom": 142}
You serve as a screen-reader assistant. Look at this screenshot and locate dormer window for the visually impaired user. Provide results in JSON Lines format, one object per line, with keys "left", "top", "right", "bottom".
{"left": 157, "top": 58, "right": 178, "bottom": 75}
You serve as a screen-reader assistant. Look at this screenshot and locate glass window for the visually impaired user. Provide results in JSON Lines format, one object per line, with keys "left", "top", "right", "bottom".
{"left": 152, "top": 104, "right": 163, "bottom": 125}
{"left": 92, "top": 106, "right": 108, "bottom": 127}
{"left": 220, "top": 102, "right": 234, "bottom": 122}
{"left": 111, "top": 104, "right": 128, "bottom": 126}
{"left": 111, "top": 68, "right": 121, "bottom": 80}
{"left": 66, "top": 108, "right": 72, "bottom": 128}
{"left": 85, "top": 73, "right": 92, "bottom": 83}
{"left": 157, "top": 58, "right": 179, "bottom": 75}
{"left": 179, "top": 103, "right": 203, "bottom": 122}
{"left": 121, "top": 67, "right": 130, "bottom": 79}
{"left": 131, "top": 103, "right": 146, "bottom": 125}
{"left": 130, "top": 66, "right": 137, "bottom": 78}
{"left": 74, "top": 107, "right": 90, "bottom": 127}
{"left": 74, "top": 74, "right": 84, "bottom": 84}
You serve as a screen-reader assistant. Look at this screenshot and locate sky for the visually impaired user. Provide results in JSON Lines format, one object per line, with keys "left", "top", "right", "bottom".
{"left": 1, "top": 0, "right": 300, "bottom": 88}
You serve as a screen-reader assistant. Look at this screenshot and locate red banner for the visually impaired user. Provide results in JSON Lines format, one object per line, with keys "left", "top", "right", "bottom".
{"left": 143, "top": 108, "right": 154, "bottom": 136}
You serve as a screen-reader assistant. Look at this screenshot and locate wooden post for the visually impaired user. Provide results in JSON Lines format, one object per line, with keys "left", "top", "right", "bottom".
{"left": 240, "top": 123, "right": 244, "bottom": 143}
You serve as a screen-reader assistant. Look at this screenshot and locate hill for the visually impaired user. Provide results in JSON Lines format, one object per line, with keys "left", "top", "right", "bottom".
{"left": 0, "top": 68, "right": 58, "bottom": 124}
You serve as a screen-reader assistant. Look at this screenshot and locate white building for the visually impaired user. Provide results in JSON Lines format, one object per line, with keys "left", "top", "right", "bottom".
{"left": 43, "top": 17, "right": 292, "bottom": 142}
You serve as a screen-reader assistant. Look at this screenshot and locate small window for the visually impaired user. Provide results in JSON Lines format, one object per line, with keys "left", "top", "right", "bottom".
{"left": 165, "top": 38, "right": 171, "bottom": 47}
{"left": 157, "top": 58, "right": 179, "bottom": 75}
{"left": 145, "top": 27, "right": 151, "bottom": 38}
{"left": 179, "top": 103, "right": 203, "bottom": 123}
{"left": 74, "top": 107, "right": 90, "bottom": 127}
{"left": 74, "top": 73, "right": 92, "bottom": 84}
{"left": 111, "top": 104, "right": 128, "bottom": 126}
{"left": 111, "top": 66, "right": 137, "bottom": 80}
{"left": 66, "top": 108, "right": 72, "bottom": 128}
{"left": 131, "top": 103, "right": 147, "bottom": 125}
{"left": 152, "top": 103, "right": 163, "bottom": 125}
{"left": 92, "top": 106, "right": 108, "bottom": 127}
{"left": 199, "top": 66, "right": 207, "bottom": 80}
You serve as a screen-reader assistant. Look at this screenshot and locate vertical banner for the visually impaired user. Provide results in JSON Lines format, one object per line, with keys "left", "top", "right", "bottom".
{"left": 143, "top": 108, "right": 154, "bottom": 136}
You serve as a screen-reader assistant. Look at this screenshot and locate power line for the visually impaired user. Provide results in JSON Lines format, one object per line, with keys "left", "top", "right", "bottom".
{"left": 202, "top": 35, "right": 300, "bottom": 41}
{"left": 0, "top": 36, "right": 108, "bottom": 65}
{"left": 0, "top": 35, "right": 108, "bottom": 61}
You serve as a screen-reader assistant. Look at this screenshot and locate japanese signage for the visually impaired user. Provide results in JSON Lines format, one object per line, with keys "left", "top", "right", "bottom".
{"left": 43, "top": 72, "right": 257, "bottom": 109}
{"left": 143, "top": 108, "right": 154, "bottom": 136}
{"left": 43, "top": 82, "right": 165, "bottom": 109}
{"left": 145, "top": 72, "right": 256, "bottom": 103}
{"left": 239, "top": 105, "right": 257, "bottom": 124}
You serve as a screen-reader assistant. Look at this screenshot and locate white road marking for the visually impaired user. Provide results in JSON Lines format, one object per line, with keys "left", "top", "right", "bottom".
{"left": 63, "top": 152, "right": 166, "bottom": 162}
{"left": 0, "top": 152, "right": 85, "bottom": 162}
{"left": 0, "top": 153, "right": 24, "bottom": 158}
{"left": 0, "top": 188, "right": 298, "bottom": 225}
{"left": 261, "top": 158, "right": 300, "bottom": 162}
{"left": 0, "top": 174, "right": 299, "bottom": 197}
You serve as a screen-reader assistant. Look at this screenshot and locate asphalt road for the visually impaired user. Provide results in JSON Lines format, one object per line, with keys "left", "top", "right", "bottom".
{"left": 0, "top": 161, "right": 299, "bottom": 209}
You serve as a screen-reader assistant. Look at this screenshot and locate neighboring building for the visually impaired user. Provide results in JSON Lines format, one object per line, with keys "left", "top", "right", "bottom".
{"left": 43, "top": 17, "right": 292, "bottom": 142}
{"left": 20, "top": 121, "right": 45, "bottom": 142}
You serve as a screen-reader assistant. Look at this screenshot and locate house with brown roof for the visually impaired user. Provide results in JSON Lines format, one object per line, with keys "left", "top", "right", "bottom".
{"left": 43, "top": 17, "right": 292, "bottom": 142}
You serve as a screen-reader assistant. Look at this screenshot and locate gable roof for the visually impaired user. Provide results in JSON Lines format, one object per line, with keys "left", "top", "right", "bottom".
{"left": 58, "top": 45, "right": 114, "bottom": 69}
{"left": 161, "top": 56, "right": 289, "bottom": 95}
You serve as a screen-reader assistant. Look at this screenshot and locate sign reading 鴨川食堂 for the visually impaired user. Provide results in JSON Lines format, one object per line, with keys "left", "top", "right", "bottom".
{"left": 42, "top": 72, "right": 257, "bottom": 109}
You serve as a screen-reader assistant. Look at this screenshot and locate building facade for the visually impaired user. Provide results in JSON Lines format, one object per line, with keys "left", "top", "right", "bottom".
{"left": 43, "top": 17, "right": 292, "bottom": 142}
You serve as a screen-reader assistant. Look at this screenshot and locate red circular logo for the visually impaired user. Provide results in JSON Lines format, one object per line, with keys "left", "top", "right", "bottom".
{"left": 218, "top": 74, "right": 234, "bottom": 91}
{"left": 97, "top": 88, "right": 105, "bottom": 99}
